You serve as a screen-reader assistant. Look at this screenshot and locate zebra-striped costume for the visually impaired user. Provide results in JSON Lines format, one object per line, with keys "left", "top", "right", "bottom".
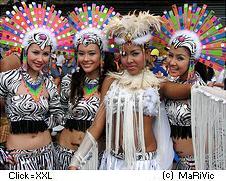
{"left": 165, "top": 72, "right": 206, "bottom": 169}
{"left": 55, "top": 74, "right": 100, "bottom": 170}
{"left": 0, "top": 68, "right": 64, "bottom": 170}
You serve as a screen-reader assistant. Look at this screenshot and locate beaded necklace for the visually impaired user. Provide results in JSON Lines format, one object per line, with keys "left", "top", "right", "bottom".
{"left": 21, "top": 70, "right": 45, "bottom": 102}
{"left": 83, "top": 77, "right": 99, "bottom": 98}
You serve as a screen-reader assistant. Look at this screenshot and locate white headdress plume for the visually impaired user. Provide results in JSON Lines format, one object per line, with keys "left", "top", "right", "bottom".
{"left": 105, "top": 11, "right": 162, "bottom": 46}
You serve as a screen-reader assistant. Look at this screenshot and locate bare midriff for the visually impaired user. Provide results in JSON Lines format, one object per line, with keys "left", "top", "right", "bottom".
{"left": 58, "top": 128, "right": 85, "bottom": 150}
{"left": 172, "top": 137, "right": 193, "bottom": 157}
{"left": 6, "top": 130, "right": 52, "bottom": 150}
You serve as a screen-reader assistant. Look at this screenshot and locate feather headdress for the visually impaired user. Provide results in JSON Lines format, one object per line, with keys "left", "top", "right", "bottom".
{"left": 152, "top": 3, "right": 226, "bottom": 71}
{"left": 68, "top": 3, "right": 119, "bottom": 52}
{"left": 105, "top": 11, "right": 162, "bottom": 46}
{"left": 0, "top": 2, "right": 74, "bottom": 54}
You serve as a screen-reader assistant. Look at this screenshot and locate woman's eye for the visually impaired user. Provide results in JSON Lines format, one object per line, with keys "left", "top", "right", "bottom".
{"left": 43, "top": 52, "right": 50, "bottom": 57}
{"left": 178, "top": 57, "right": 184, "bottom": 61}
{"left": 132, "top": 52, "right": 139, "bottom": 56}
{"left": 78, "top": 52, "right": 84, "bottom": 56}
{"left": 89, "top": 52, "right": 96, "bottom": 56}
{"left": 32, "top": 51, "right": 39, "bottom": 55}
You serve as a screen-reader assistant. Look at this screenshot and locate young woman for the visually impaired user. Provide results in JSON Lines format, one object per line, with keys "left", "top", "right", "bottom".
{"left": 153, "top": 3, "right": 225, "bottom": 169}
{"left": 165, "top": 39, "right": 206, "bottom": 169}
{"left": 68, "top": 12, "right": 192, "bottom": 170}
{"left": 0, "top": 2, "right": 73, "bottom": 170}
{"left": 54, "top": 3, "right": 118, "bottom": 170}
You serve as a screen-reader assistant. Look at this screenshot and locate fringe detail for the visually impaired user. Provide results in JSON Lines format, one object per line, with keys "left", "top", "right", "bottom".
{"left": 138, "top": 93, "right": 146, "bottom": 154}
{"left": 170, "top": 125, "right": 192, "bottom": 139}
{"left": 10, "top": 120, "right": 48, "bottom": 134}
{"left": 115, "top": 89, "right": 122, "bottom": 154}
{"left": 105, "top": 81, "right": 147, "bottom": 169}
{"left": 105, "top": 85, "right": 115, "bottom": 169}
{"left": 123, "top": 94, "right": 136, "bottom": 168}
{"left": 191, "top": 86, "right": 226, "bottom": 169}
{"left": 64, "top": 119, "right": 92, "bottom": 132}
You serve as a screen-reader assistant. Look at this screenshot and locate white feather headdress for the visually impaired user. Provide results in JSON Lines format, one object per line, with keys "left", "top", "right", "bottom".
{"left": 105, "top": 11, "right": 162, "bottom": 46}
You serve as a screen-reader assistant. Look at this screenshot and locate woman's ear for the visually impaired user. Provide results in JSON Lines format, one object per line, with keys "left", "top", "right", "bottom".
{"left": 145, "top": 49, "right": 151, "bottom": 62}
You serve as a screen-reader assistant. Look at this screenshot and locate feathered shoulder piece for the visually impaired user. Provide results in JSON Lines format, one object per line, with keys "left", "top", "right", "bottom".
{"left": 105, "top": 11, "right": 162, "bottom": 46}
{"left": 107, "top": 69, "right": 160, "bottom": 90}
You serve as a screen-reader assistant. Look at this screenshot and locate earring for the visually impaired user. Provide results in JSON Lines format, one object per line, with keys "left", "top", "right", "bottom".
{"left": 187, "top": 58, "right": 195, "bottom": 82}
{"left": 100, "top": 59, "right": 104, "bottom": 74}
{"left": 22, "top": 50, "right": 28, "bottom": 71}
{"left": 76, "top": 66, "right": 80, "bottom": 72}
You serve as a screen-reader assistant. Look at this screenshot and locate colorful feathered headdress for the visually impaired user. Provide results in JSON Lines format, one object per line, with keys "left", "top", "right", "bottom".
{"left": 67, "top": 3, "right": 119, "bottom": 53}
{"left": 152, "top": 3, "right": 226, "bottom": 72}
{"left": 0, "top": 1, "right": 74, "bottom": 55}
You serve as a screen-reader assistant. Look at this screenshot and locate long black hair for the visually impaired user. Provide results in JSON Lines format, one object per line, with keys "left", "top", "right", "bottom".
{"left": 195, "top": 62, "right": 208, "bottom": 83}
{"left": 70, "top": 51, "right": 117, "bottom": 105}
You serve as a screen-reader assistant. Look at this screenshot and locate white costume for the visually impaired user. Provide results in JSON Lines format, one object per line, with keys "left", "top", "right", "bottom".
{"left": 99, "top": 70, "right": 173, "bottom": 170}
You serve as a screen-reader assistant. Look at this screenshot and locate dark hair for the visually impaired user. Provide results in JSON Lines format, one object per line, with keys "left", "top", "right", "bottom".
{"left": 206, "top": 67, "right": 215, "bottom": 81}
{"left": 195, "top": 62, "right": 208, "bottom": 83}
{"left": 70, "top": 51, "right": 117, "bottom": 105}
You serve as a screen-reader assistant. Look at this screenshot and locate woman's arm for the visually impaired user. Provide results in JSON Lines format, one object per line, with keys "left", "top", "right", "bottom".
{"left": 0, "top": 53, "right": 21, "bottom": 72}
{"left": 160, "top": 81, "right": 192, "bottom": 100}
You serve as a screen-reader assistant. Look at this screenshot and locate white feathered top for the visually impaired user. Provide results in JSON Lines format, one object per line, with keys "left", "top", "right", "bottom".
{"left": 104, "top": 70, "right": 161, "bottom": 169}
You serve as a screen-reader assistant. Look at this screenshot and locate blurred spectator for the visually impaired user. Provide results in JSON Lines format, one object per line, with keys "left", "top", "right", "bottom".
{"left": 149, "top": 48, "right": 168, "bottom": 77}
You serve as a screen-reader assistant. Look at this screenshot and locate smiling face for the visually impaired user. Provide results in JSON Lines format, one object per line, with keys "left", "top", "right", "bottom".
{"left": 167, "top": 46, "right": 190, "bottom": 80}
{"left": 27, "top": 43, "right": 51, "bottom": 74}
{"left": 77, "top": 43, "right": 101, "bottom": 78}
{"left": 120, "top": 44, "right": 147, "bottom": 75}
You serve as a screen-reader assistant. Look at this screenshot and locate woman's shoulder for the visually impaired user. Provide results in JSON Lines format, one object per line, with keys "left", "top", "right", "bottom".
{"left": 103, "top": 75, "right": 116, "bottom": 87}
{"left": 100, "top": 75, "right": 116, "bottom": 100}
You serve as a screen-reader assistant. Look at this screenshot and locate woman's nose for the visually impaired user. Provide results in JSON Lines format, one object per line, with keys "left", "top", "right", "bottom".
{"left": 84, "top": 54, "right": 89, "bottom": 61}
{"left": 127, "top": 55, "right": 134, "bottom": 63}
{"left": 169, "top": 57, "right": 176, "bottom": 65}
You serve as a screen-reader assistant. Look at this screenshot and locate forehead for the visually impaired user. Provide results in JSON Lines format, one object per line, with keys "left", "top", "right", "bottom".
{"left": 122, "top": 44, "right": 142, "bottom": 51}
{"left": 28, "top": 43, "right": 51, "bottom": 52}
{"left": 169, "top": 46, "right": 190, "bottom": 56}
{"left": 78, "top": 43, "right": 100, "bottom": 51}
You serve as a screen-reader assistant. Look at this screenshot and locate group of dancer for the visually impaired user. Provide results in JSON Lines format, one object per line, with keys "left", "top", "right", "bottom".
{"left": 0, "top": 1, "right": 225, "bottom": 170}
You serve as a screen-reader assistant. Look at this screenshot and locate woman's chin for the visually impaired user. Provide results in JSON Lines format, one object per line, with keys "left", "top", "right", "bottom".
{"left": 127, "top": 69, "right": 141, "bottom": 76}
{"left": 168, "top": 71, "right": 180, "bottom": 78}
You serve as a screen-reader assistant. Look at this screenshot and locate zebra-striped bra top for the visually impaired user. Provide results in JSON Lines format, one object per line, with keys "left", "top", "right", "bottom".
{"left": 60, "top": 74, "right": 100, "bottom": 131}
{"left": 0, "top": 68, "right": 63, "bottom": 134}
{"left": 165, "top": 72, "right": 206, "bottom": 138}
